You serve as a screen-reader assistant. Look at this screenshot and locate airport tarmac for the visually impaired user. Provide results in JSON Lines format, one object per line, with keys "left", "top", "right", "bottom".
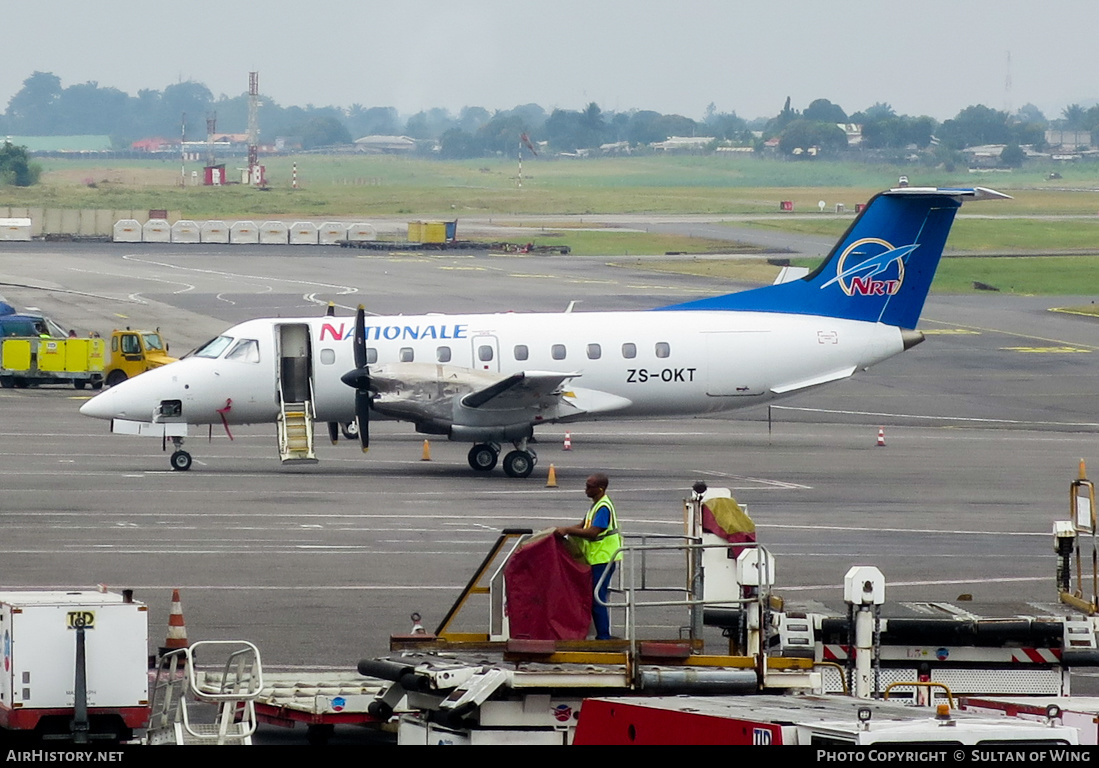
{"left": 1, "top": 240, "right": 1097, "bottom": 686}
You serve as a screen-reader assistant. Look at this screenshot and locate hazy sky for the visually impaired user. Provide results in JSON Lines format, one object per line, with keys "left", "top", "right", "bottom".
{"left": 5, "top": 0, "right": 1097, "bottom": 123}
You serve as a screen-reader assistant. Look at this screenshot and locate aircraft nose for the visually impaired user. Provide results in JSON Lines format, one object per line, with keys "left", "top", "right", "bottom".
{"left": 79, "top": 386, "right": 128, "bottom": 420}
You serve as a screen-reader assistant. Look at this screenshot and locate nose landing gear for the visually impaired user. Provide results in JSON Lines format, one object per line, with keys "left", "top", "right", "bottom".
{"left": 169, "top": 437, "right": 192, "bottom": 471}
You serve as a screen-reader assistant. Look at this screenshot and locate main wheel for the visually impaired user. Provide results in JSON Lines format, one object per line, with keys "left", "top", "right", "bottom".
{"left": 341, "top": 421, "right": 358, "bottom": 440}
{"left": 106, "top": 370, "right": 127, "bottom": 388}
{"left": 502, "top": 450, "right": 534, "bottom": 479}
{"left": 170, "top": 450, "right": 192, "bottom": 471}
{"left": 468, "top": 443, "right": 498, "bottom": 472}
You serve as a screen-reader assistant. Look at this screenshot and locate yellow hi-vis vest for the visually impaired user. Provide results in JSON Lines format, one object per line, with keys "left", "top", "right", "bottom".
{"left": 578, "top": 495, "right": 622, "bottom": 565}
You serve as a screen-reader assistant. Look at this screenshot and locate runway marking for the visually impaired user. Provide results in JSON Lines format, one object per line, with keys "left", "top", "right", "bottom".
{"left": 1001, "top": 345, "right": 1091, "bottom": 353}
{"left": 922, "top": 317, "right": 1099, "bottom": 351}
{"left": 921, "top": 328, "right": 981, "bottom": 335}
{"left": 118, "top": 254, "right": 360, "bottom": 296}
{"left": 770, "top": 405, "right": 1099, "bottom": 429}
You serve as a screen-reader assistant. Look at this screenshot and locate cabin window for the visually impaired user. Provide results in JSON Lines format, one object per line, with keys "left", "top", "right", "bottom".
{"left": 622, "top": 343, "right": 637, "bottom": 359}
{"left": 437, "top": 346, "right": 451, "bottom": 363}
{"left": 587, "top": 343, "right": 601, "bottom": 360}
{"left": 366, "top": 347, "right": 378, "bottom": 365}
{"left": 399, "top": 347, "right": 414, "bottom": 363}
{"left": 226, "top": 338, "right": 260, "bottom": 363}
{"left": 194, "top": 335, "right": 234, "bottom": 359}
{"left": 551, "top": 344, "right": 567, "bottom": 360}
{"left": 319, "top": 348, "right": 335, "bottom": 365}
{"left": 655, "top": 342, "right": 671, "bottom": 358}
{"left": 478, "top": 345, "right": 494, "bottom": 362}
{"left": 514, "top": 344, "right": 529, "bottom": 361}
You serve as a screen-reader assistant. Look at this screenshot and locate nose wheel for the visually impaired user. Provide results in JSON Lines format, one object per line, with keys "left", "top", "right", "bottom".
{"left": 170, "top": 450, "right": 192, "bottom": 471}
{"left": 169, "top": 436, "right": 192, "bottom": 471}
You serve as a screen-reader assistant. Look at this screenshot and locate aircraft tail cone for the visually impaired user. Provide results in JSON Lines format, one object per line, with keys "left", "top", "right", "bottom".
{"left": 546, "top": 464, "right": 558, "bottom": 488}
{"left": 163, "top": 588, "right": 189, "bottom": 655}
{"left": 563, "top": 431, "right": 572, "bottom": 451}
{"left": 877, "top": 428, "right": 886, "bottom": 447}
{"left": 421, "top": 440, "right": 431, "bottom": 461}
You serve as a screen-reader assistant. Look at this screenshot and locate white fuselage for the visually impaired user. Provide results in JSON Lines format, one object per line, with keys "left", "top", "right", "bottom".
{"left": 80, "top": 308, "right": 907, "bottom": 431}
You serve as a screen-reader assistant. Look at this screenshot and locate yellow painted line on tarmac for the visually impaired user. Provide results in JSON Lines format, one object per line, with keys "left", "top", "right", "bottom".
{"left": 1050, "top": 307, "right": 1099, "bottom": 318}
{"left": 1001, "top": 346, "right": 1091, "bottom": 353}
{"left": 922, "top": 317, "right": 1099, "bottom": 351}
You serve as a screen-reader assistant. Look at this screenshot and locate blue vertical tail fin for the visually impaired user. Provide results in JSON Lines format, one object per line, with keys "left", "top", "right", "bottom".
{"left": 659, "top": 187, "right": 1009, "bottom": 329}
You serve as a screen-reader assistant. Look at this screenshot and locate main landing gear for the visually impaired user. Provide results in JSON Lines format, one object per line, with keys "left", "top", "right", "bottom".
{"left": 467, "top": 440, "right": 537, "bottom": 478}
{"left": 169, "top": 436, "right": 192, "bottom": 471}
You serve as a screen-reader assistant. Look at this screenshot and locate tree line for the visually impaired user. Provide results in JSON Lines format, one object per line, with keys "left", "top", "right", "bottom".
{"left": 0, "top": 71, "right": 1087, "bottom": 164}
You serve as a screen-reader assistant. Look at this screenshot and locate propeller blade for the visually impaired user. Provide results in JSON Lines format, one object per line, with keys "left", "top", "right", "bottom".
{"left": 355, "top": 389, "right": 370, "bottom": 452}
{"left": 326, "top": 302, "right": 335, "bottom": 317}
{"left": 353, "top": 305, "right": 366, "bottom": 370}
{"left": 352, "top": 305, "right": 369, "bottom": 451}
{"left": 328, "top": 421, "right": 339, "bottom": 444}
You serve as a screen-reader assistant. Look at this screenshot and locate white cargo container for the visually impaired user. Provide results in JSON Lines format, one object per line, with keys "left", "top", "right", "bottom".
{"left": 0, "top": 218, "right": 32, "bottom": 241}
{"left": 347, "top": 223, "right": 377, "bottom": 242}
{"left": 259, "top": 221, "right": 289, "bottom": 245}
{"left": 201, "top": 220, "right": 230, "bottom": 244}
{"left": 0, "top": 590, "right": 149, "bottom": 739}
{"left": 289, "top": 221, "right": 319, "bottom": 245}
{"left": 113, "top": 219, "right": 142, "bottom": 243}
{"left": 318, "top": 221, "right": 347, "bottom": 245}
{"left": 230, "top": 220, "right": 260, "bottom": 244}
{"left": 171, "top": 220, "right": 201, "bottom": 244}
{"left": 142, "top": 218, "right": 171, "bottom": 243}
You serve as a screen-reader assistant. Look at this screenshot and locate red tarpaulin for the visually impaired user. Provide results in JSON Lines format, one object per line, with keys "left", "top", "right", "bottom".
{"left": 504, "top": 531, "right": 592, "bottom": 640}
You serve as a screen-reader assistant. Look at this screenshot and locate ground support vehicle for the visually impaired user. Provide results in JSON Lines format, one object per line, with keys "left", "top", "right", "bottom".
{"left": 0, "top": 336, "right": 105, "bottom": 389}
{"left": 355, "top": 483, "right": 1099, "bottom": 744}
{"left": 0, "top": 590, "right": 149, "bottom": 742}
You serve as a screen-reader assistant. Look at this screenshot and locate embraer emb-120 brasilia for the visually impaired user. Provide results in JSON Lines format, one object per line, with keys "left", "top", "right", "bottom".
{"left": 80, "top": 187, "right": 1008, "bottom": 476}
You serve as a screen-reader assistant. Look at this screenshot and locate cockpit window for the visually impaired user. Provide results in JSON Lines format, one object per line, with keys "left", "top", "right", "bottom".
{"left": 225, "top": 338, "right": 260, "bottom": 363}
{"left": 193, "top": 335, "right": 234, "bottom": 359}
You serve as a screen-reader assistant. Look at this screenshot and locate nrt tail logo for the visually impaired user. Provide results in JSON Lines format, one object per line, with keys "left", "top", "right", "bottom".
{"left": 820, "top": 238, "right": 919, "bottom": 297}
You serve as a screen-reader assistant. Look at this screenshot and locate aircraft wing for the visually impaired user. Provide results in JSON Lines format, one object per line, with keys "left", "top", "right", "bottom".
{"left": 462, "top": 370, "right": 578, "bottom": 410}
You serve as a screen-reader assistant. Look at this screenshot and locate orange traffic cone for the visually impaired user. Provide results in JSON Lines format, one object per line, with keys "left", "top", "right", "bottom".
{"left": 563, "top": 431, "right": 572, "bottom": 451}
{"left": 164, "top": 588, "right": 188, "bottom": 651}
{"left": 421, "top": 440, "right": 431, "bottom": 461}
{"left": 546, "top": 464, "right": 558, "bottom": 487}
{"left": 876, "top": 428, "right": 886, "bottom": 447}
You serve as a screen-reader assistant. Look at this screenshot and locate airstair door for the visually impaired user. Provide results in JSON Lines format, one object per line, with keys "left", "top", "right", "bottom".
{"left": 276, "top": 323, "right": 317, "bottom": 463}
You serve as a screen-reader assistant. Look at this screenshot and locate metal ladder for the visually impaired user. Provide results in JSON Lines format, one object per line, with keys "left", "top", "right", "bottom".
{"left": 147, "top": 640, "right": 264, "bottom": 745}
{"left": 277, "top": 397, "right": 317, "bottom": 463}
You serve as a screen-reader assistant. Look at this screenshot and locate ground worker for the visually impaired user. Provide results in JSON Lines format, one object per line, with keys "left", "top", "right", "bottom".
{"left": 555, "top": 473, "right": 622, "bottom": 640}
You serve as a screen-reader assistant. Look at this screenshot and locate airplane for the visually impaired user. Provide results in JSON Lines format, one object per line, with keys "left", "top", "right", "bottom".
{"left": 79, "top": 186, "right": 1008, "bottom": 476}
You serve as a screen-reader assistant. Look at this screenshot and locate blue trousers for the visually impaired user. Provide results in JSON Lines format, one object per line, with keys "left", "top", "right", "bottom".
{"left": 591, "top": 561, "right": 617, "bottom": 640}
